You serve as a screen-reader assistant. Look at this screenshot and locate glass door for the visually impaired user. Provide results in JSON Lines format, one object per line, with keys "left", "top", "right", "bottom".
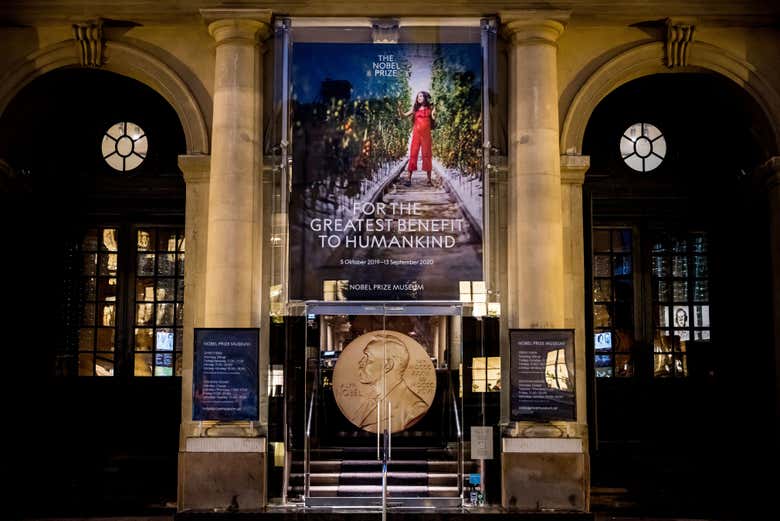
{"left": 301, "top": 302, "right": 463, "bottom": 508}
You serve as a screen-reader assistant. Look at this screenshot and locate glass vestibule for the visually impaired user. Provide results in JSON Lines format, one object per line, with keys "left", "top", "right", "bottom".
{"left": 299, "top": 302, "right": 463, "bottom": 508}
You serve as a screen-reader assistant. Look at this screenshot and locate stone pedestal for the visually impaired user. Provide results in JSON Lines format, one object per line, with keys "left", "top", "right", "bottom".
{"left": 179, "top": 438, "right": 266, "bottom": 511}
{"left": 501, "top": 438, "right": 586, "bottom": 511}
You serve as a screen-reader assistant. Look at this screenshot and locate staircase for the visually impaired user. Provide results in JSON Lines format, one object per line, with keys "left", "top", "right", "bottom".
{"left": 289, "top": 445, "right": 476, "bottom": 507}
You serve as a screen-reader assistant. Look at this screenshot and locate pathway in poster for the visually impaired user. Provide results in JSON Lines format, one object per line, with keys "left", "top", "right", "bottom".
{"left": 369, "top": 170, "right": 479, "bottom": 257}
{"left": 325, "top": 169, "right": 483, "bottom": 298}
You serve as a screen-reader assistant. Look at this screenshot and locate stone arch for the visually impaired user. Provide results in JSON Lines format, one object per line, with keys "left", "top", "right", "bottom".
{"left": 0, "top": 39, "right": 209, "bottom": 154}
{"left": 561, "top": 41, "right": 780, "bottom": 156}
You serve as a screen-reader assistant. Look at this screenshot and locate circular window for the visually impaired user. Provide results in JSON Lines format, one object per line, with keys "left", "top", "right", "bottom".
{"left": 102, "top": 122, "right": 148, "bottom": 172}
{"left": 620, "top": 122, "right": 666, "bottom": 172}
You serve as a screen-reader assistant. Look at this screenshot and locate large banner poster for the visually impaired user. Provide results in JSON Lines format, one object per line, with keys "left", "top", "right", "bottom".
{"left": 290, "top": 43, "right": 483, "bottom": 300}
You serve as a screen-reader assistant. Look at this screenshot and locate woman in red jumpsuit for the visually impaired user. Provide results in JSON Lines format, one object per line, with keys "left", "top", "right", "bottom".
{"left": 399, "top": 91, "right": 436, "bottom": 187}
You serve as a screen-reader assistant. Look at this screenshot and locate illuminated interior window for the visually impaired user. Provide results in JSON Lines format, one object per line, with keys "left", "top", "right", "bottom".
{"left": 620, "top": 122, "right": 666, "bottom": 172}
{"left": 74, "top": 227, "right": 119, "bottom": 376}
{"left": 59, "top": 226, "right": 186, "bottom": 378}
{"left": 471, "top": 356, "right": 500, "bottom": 393}
{"left": 102, "top": 121, "right": 148, "bottom": 172}
{"left": 652, "top": 232, "right": 711, "bottom": 378}
{"left": 133, "top": 227, "right": 185, "bottom": 376}
{"left": 592, "top": 227, "right": 635, "bottom": 378}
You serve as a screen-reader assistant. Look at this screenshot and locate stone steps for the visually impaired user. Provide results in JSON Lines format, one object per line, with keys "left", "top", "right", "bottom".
{"left": 288, "top": 445, "right": 476, "bottom": 504}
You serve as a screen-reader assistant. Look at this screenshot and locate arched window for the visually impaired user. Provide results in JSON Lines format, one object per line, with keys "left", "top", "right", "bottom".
{"left": 619, "top": 122, "right": 666, "bottom": 173}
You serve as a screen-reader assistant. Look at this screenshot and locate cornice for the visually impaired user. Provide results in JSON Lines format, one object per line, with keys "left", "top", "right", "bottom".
{"left": 500, "top": 9, "right": 569, "bottom": 45}
{"left": 201, "top": 8, "right": 273, "bottom": 43}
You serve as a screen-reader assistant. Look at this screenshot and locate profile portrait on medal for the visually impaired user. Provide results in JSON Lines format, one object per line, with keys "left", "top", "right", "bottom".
{"left": 333, "top": 330, "right": 436, "bottom": 434}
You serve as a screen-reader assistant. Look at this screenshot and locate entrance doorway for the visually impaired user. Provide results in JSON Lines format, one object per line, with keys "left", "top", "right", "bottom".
{"left": 583, "top": 73, "right": 776, "bottom": 515}
{"left": 1, "top": 67, "right": 186, "bottom": 514}
{"left": 291, "top": 302, "right": 466, "bottom": 508}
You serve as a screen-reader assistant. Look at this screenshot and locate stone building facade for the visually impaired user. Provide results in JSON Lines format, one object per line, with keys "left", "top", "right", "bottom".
{"left": 2, "top": 1, "right": 778, "bottom": 517}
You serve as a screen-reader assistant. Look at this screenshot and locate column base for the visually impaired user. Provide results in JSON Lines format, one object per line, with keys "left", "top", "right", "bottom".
{"left": 178, "top": 437, "right": 266, "bottom": 511}
{"left": 501, "top": 438, "right": 588, "bottom": 511}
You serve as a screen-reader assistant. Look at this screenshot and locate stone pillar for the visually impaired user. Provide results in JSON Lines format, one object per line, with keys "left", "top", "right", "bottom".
{"left": 177, "top": 10, "right": 271, "bottom": 512}
{"left": 503, "top": 11, "right": 566, "bottom": 331}
{"left": 203, "top": 10, "right": 271, "bottom": 328}
{"left": 499, "top": 11, "right": 587, "bottom": 512}
{"left": 764, "top": 157, "right": 780, "bottom": 429}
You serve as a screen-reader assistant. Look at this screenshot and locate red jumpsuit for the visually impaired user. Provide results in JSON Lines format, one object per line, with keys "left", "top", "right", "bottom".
{"left": 408, "top": 107, "right": 433, "bottom": 172}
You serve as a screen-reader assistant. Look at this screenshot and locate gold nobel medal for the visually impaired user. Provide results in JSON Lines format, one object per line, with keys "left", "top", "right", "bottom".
{"left": 333, "top": 330, "right": 436, "bottom": 434}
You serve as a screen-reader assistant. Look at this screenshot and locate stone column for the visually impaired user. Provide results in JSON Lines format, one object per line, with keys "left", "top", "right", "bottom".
{"left": 499, "top": 11, "right": 587, "bottom": 512}
{"left": 503, "top": 11, "right": 567, "bottom": 331}
{"left": 177, "top": 10, "right": 271, "bottom": 512}
{"left": 561, "top": 155, "right": 589, "bottom": 427}
{"left": 203, "top": 10, "right": 271, "bottom": 328}
{"left": 561, "top": 154, "right": 590, "bottom": 511}
{"left": 178, "top": 154, "right": 211, "bottom": 428}
{"left": 764, "top": 157, "right": 780, "bottom": 429}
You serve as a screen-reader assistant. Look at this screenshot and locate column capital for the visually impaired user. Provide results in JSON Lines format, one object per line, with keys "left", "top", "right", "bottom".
{"left": 179, "top": 154, "right": 211, "bottom": 184}
{"left": 763, "top": 156, "right": 780, "bottom": 189}
{"left": 500, "top": 10, "right": 570, "bottom": 45}
{"left": 560, "top": 154, "right": 590, "bottom": 185}
{"left": 201, "top": 8, "right": 273, "bottom": 44}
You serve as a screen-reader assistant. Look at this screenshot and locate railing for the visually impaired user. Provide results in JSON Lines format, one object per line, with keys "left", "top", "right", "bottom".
{"left": 303, "top": 389, "right": 315, "bottom": 501}
{"left": 301, "top": 362, "right": 464, "bottom": 509}
{"left": 382, "top": 423, "right": 388, "bottom": 521}
{"left": 282, "top": 425, "right": 291, "bottom": 504}
{"left": 449, "top": 376, "right": 464, "bottom": 504}
{"left": 381, "top": 402, "right": 391, "bottom": 521}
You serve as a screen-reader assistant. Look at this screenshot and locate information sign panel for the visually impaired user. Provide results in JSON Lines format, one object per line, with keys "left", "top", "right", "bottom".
{"left": 509, "top": 329, "right": 576, "bottom": 422}
{"left": 193, "top": 328, "right": 259, "bottom": 421}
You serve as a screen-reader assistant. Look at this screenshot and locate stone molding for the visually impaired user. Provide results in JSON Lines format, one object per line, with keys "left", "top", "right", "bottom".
{"left": 502, "top": 437, "right": 583, "bottom": 453}
{"left": 665, "top": 17, "right": 696, "bottom": 68}
{"left": 372, "top": 19, "right": 400, "bottom": 44}
{"left": 560, "top": 41, "right": 780, "bottom": 155}
{"left": 72, "top": 19, "right": 104, "bottom": 67}
{"left": 104, "top": 41, "right": 211, "bottom": 154}
{"left": 0, "top": 39, "right": 209, "bottom": 155}
{"left": 185, "top": 437, "right": 266, "bottom": 453}
{"left": 179, "top": 154, "right": 211, "bottom": 184}
{"left": 503, "top": 421, "right": 588, "bottom": 439}
{"left": 0, "top": 158, "right": 14, "bottom": 177}
{"left": 763, "top": 156, "right": 780, "bottom": 191}
{"left": 500, "top": 10, "right": 570, "bottom": 46}
{"left": 201, "top": 8, "right": 273, "bottom": 44}
{"left": 560, "top": 154, "right": 590, "bottom": 185}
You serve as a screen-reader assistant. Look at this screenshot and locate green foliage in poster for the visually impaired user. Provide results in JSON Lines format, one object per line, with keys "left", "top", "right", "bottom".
{"left": 430, "top": 50, "right": 482, "bottom": 179}
{"left": 293, "top": 58, "right": 411, "bottom": 203}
